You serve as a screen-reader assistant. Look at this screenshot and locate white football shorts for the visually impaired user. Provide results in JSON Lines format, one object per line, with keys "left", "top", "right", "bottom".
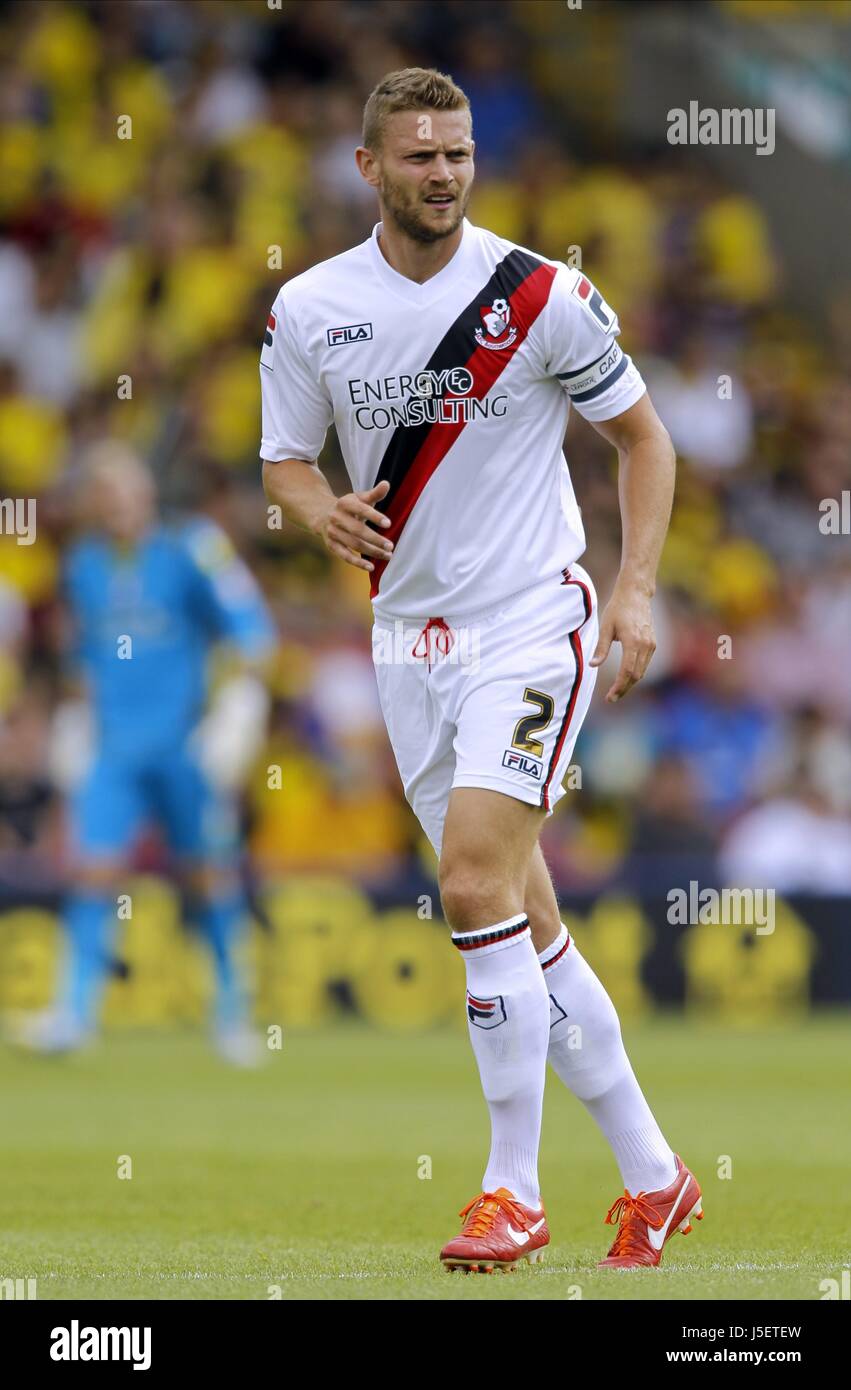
{"left": 371, "top": 563, "right": 599, "bottom": 856}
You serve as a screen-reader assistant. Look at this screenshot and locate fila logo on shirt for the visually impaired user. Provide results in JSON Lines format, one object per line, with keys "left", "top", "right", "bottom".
{"left": 474, "top": 297, "right": 518, "bottom": 350}
{"left": 327, "top": 322, "right": 373, "bottom": 347}
{"left": 467, "top": 993, "right": 507, "bottom": 1030}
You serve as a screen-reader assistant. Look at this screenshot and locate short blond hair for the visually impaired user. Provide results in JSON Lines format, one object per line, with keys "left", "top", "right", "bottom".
{"left": 362, "top": 67, "right": 471, "bottom": 151}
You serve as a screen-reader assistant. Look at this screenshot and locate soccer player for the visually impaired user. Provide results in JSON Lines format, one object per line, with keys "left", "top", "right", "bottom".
{"left": 24, "top": 441, "right": 276, "bottom": 1065}
{"left": 261, "top": 69, "right": 702, "bottom": 1270}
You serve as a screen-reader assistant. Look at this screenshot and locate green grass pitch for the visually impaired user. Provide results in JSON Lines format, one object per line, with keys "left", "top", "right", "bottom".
{"left": 1, "top": 1014, "right": 848, "bottom": 1300}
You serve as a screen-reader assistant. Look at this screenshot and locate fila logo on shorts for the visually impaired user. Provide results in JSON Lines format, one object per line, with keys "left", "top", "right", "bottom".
{"left": 502, "top": 749, "right": 543, "bottom": 779}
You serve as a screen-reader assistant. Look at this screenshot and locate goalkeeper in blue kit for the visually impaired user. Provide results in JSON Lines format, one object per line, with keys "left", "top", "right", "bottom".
{"left": 22, "top": 441, "right": 276, "bottom": 1063}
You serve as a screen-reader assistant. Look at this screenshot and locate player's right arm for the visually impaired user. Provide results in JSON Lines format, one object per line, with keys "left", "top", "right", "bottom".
{"left": 259, "top": 284, "right": 393, "bottom": 572}
{"left": 261, "top": 460, "right": 392, "bottom": 573}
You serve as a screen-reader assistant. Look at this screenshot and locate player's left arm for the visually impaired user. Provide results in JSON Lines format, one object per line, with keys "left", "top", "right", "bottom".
{"left": 588, "top": 393, "right": 676, "bottom": 703}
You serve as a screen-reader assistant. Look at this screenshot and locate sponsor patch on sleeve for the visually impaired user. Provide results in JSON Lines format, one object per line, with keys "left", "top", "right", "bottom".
{"left": 260, "top": 308, "right": 277, "bottom": 371}
{"left": 570, "top": 274, "right": 617, "bottom": 332}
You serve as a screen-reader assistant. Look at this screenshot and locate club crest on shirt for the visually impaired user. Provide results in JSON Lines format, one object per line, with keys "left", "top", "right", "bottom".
{"left": 474, "top": 297, "right": 517, "bottom": 351}
{"left": 467, "top": 993, "right": 507, "bottom": 1029}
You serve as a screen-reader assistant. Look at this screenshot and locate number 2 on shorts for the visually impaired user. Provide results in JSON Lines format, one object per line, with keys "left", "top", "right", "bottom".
{"left": 511, "top": 688, "right": 555, "bottom": 758}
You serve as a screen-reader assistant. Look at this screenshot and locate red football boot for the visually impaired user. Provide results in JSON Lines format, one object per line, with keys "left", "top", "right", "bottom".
{"left": 440, "top": 1187, "right": 550, "bottom": 1273}
{"left": 598, "top": 1155, "right": 703, "bottom": 1269}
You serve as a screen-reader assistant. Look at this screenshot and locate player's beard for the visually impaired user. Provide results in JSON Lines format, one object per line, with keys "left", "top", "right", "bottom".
{"left": 379, "top": 173, "right": 470, "bottom": 244}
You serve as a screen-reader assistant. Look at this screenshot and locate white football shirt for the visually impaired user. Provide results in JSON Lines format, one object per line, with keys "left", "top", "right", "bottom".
{"left": 260, "top": 217, "right": 646, "bottom": 619}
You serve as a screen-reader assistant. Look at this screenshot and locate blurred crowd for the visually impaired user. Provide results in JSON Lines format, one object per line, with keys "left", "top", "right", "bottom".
{"left": 0, "top": 0, "right": 850, "bottom": 906}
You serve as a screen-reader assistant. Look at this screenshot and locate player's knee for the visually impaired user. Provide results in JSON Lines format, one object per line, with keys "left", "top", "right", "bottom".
{"left": 439, "top": 864, "right": 517, "bottom": 934}
{"left": 524, "top": 887, "right": 561, "bottom": 949}
{"left": 439, "top": 865, "right": 483, "bottom": 931}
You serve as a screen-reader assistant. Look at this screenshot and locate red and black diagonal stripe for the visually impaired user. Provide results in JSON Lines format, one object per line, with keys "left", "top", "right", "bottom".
{"left": 369, "top": 249, "right": 557, "bottom": 597}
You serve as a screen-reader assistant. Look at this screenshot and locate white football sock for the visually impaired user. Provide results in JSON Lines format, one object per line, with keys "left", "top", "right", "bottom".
{"left": 539, "top": 925, "right": 678, "bottom": 1195}
{"left": 452, "top": 913, "right": 550, "bottom": 1210}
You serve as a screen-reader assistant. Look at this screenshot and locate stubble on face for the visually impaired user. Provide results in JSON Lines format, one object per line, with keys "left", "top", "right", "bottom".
{"left": 378, "top": 169, "right": 472, "bottom": 243}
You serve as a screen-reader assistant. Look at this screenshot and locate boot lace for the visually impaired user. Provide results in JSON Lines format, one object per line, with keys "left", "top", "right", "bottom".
{"left": 458, "top": 1189, "right": 523, "bottom": 1238}
{"left": 603, "top": 1191, "right": 663, "bottom": 1258}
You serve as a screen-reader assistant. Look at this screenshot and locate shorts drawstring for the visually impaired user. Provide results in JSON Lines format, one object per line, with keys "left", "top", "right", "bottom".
{"left": 411, "top": 616, "right": 455, "bottom": 672}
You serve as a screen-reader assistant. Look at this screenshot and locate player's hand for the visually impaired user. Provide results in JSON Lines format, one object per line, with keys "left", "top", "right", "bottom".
{"left": 590, "top": 582, "right": 656, "bottom": 703}
{"left": 318, "top": 480, "right": 393, "bottom": 572}
{"left": 193, "top": 673, "right": 271, "bottom": 793}
{"left": 47, "top": 698, "right": 95, "bottom": 791}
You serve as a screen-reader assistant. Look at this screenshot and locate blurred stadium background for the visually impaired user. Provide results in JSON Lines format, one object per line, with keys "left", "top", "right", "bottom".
{"left": 0, "top": 0, "right": 850, "bottom": 1039}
